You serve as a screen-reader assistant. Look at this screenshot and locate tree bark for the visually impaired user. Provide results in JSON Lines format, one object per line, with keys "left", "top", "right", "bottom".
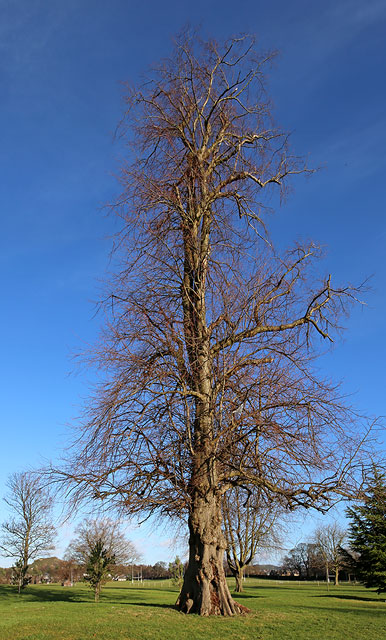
{"left": 176, "top": 494, "right": 248, "bottom": 616}
{"left": 177, "top": 213, "right": 249, "bottom": 615}
{"left": 234, "top": 568, "right": 244, "bottom": 594}
{"left": 334, "top": 566, "right": 339, "bottom": 586}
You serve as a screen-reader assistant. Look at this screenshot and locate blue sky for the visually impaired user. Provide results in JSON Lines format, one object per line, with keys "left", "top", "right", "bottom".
{"left": 1, "top": 0, "right": 385, "bottom": 566}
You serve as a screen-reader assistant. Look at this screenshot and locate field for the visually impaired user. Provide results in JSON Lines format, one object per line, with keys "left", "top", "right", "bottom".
{"left": 0, "top": 579, "right": 385, "bottom": 640}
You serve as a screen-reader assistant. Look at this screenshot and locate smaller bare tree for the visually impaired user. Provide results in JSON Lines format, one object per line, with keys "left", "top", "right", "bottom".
{"left": 222, "top": 487, "right": 283, "bottom": 592}
{"left": 314, "top": 522, "right": 347, "bottom": 586}
{"left": 65, "top": 518, "right": 140, "bottom": 601}
{"left": 0, "top": 472, "right": 56, "bottom": 593}
{"left": 282, "top": 542, "right": 322, "bottom": 579}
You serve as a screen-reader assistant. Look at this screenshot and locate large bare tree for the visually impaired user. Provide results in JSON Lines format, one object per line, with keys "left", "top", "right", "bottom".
{"left": 0, "top": 472, "right": 56, "bottom": 593}
{"left": 52, "top": 33, "right": 373, "bottom": 615}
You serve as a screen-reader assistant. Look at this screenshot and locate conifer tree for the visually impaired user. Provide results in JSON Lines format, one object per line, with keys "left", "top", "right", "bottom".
{"left": 86, "top": 539, "right": 115, "bottom": 602}
{"left": 346, "top": 470, "right": 386, "bottom": 593}
{"left": 65, "top": 518, "right": 139, "bottom": 601}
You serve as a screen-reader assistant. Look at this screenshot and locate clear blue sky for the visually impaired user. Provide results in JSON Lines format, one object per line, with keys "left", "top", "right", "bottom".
{"left": 1, "top": 0, "right": 385, "bottom": 565}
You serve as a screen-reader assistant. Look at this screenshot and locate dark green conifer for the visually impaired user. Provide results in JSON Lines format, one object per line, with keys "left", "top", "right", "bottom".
{"left": 347, "top": 470, "right": 386, "bottom": 594}
{"left": 85, "top": 539, "right": 115, "bottom": 601}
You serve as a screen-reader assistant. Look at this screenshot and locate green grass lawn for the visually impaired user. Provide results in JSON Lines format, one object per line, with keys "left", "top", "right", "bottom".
{"left": 0, "top": 579, "right": 384, "bottom": 640}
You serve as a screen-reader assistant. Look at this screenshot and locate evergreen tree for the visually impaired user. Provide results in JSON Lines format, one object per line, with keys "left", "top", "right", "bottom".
{"left": 65, "top": 518, "right": 139, "bottom": 601}
{"left": 85, "top": 539, "right": 115, "bottom": 602}
{"left": 168, "top": 556, "right": 184, "bottom": 589}
{"left": 346, "top": 470, "right": 386, "bottom": 593}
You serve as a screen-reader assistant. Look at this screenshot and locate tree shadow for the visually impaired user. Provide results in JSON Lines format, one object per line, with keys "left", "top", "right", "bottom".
{"left": 0, "top": 585, "right": 88, "bottom": 603}
{"left": 123, "top": 601, "right": 177, "bottom": 610}
{"left": 107, "top": 585, "right": 178, "bottom": 594}
{"left": 301, "top": 604, "right": 386, "bottom": 617}
{"left": 0, "top": 584, "right": 180, "bottom": 610}
{"left": 314, "top": 593, "right": 384, "bottom": 603}
{"left": 231, "top": 591, "right": 264, "bottom": 600}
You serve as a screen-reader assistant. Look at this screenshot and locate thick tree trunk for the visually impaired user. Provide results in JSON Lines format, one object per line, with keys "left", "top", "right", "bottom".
{"left": 334, "top": 566, "right": 339, "bottom": 586}
{"left": 176, "top": 494, "right": 248, "bottom": 616}
{"left": 178, "top": 239, "right": 247, "bottom": 615}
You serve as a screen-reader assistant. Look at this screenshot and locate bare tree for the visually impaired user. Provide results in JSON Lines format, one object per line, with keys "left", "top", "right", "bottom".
{"left": 51, "top": 33, "right": 373, "bottom": 615}
{"left": 223, "top": 487, "right": 282, "bottom": 592}
{"left": 0, "top": 472, "right": 55, "bottom": 593}
{"left": 65, "top": 518, "right": 139, "bottom": 566}
{"left": 65, "top": 518, "right": 139, "bottom": 600}
{"left": 282, "top": 542, "right": 322, "bottom": 579}
{"left": 314, "top": 522, "right": 347, "bottom": 586}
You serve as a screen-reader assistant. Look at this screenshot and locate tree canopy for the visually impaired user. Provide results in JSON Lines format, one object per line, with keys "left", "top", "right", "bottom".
{"left": 65, "top": 518, "right": 139, "bottom": 567}
{"left": 52, "top": 32, "right": 374, "bottom": 615}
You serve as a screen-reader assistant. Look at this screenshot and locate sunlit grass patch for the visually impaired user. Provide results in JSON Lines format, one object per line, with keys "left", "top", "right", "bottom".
{"left": 0, "top": 580, "right": 385, "bottom": 640}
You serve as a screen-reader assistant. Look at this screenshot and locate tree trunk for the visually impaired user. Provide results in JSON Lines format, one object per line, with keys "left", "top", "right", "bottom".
{"left": 17, "top": 561, "right": 28, "bottom": 594}
{"left": 334, "top": 566, "right": 339, "bottom": 586}
{"left": 234, "top": 568, "right": 244, "bottom": 593}
{"left": 176, "top": 494, "right": 248, "bottom": 616}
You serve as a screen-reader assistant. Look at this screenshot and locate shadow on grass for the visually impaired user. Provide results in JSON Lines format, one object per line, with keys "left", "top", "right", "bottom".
{"left": 124, "top": 601, "right": 177, "bottom": 610}
{"left": 231, "top": 591, "right": 264, "bottom": 600}
{"left": 314, "top": 593, "right": 385, "bottom": 604}
{"left": 0, "top": 585, "right": 86, "bottom": 603}
{"left": 106, "top": 585, "right": 178, "bottom": 594}
{"left": 0, "top": 585, "right": 179, "bottom": 610}
{"left": 300, "top": 604, "right": 386, "bottom": 617}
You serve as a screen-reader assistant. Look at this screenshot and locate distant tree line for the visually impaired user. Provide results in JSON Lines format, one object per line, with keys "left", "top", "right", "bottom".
{"left": 1, "top": 468, "right": 385, "bottom": 598}
{"left": 0, "top": 557, "right": 180, "bottom": 585}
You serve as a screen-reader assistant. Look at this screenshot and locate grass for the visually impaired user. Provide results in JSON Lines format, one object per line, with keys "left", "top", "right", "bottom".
{"left": 0, "top": 579, "right": 385, "bottom": 640}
